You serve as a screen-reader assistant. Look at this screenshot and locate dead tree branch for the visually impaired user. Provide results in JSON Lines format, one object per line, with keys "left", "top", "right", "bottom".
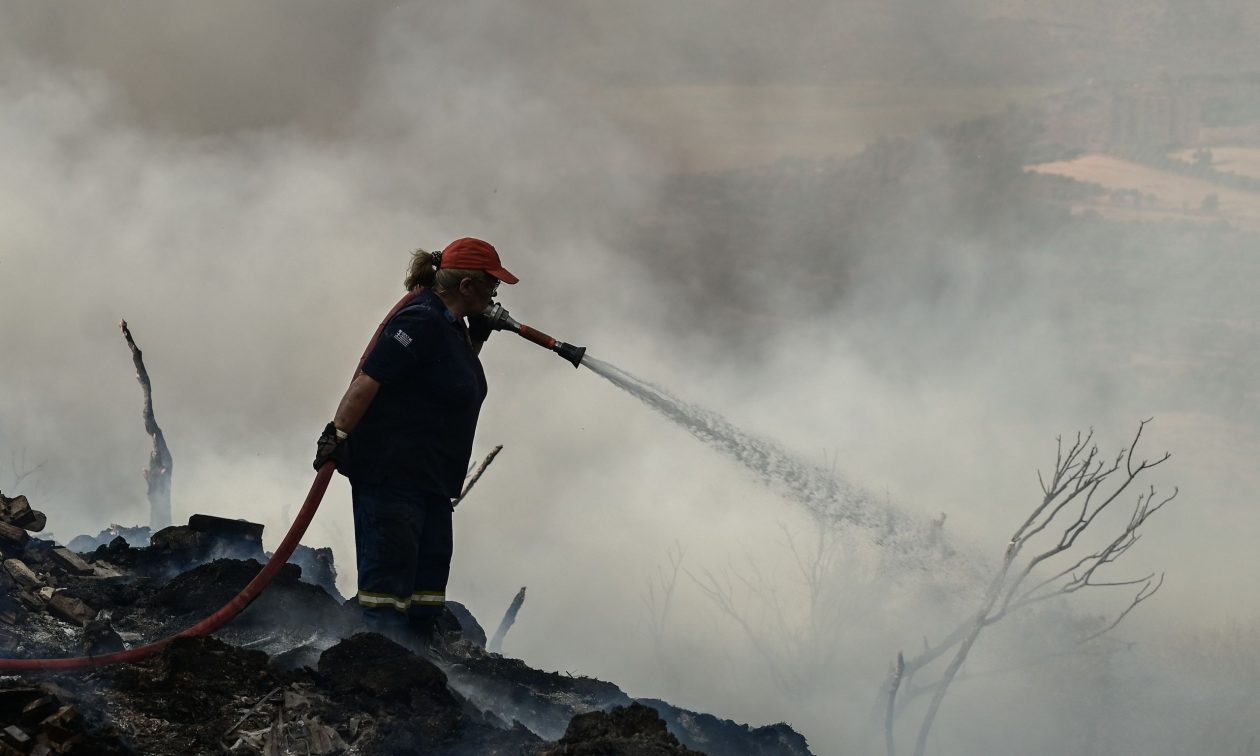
{"left": 687, "top": 514, "right": 852, "bottom": 701}
{"left": 885, "top": 652, "right": 904, "bottom": 756}
{"left": 688, "top": 564, "right": 798, "bottom": 694}
{"left": 223, "top": 686, "right": 284, "bottom": 740}
{"left": 120, "top": 320, "right": 173, "bottom": 531}
{"left": 8, "top": 449, "right": 45, "bottom": 492}
{"left": 455, "top": 444, "right": 503, "bottom": 507}
{"left": 643, "top": 542, "right": 686, "bottom": 651}
{"left": 886, "top": 420, "right": 1176, "bottom": 756}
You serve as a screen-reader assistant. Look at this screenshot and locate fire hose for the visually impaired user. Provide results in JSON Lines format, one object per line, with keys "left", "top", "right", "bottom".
{"left": 0, "top": 293, "right": 584, "bottom": 672}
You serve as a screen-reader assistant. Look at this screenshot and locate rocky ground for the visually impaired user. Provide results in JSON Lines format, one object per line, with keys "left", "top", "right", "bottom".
{"left": 0, "top": 493, "right": 813, "bottom": 755}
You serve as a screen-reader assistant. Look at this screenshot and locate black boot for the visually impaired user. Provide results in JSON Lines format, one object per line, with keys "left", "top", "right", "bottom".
{"left": 408, "top": 616, "right": 444, "bottom": 657}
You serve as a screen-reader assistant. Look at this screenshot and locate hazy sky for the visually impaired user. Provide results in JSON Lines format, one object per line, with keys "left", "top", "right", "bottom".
{"left": 2, "top": 3, "right": 1258, "bottom": 754}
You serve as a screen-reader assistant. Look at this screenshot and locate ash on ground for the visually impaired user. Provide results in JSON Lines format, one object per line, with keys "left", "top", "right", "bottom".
{"left": 0, "top": 496, "right": 812, "bottom": 755}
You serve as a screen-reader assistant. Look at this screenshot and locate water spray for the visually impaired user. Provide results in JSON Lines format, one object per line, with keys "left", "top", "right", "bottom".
{"left": 483, "top": 303, "right": 586, "bottom": 368}
{"left": 580, "top": 355, "right": 988, "bottom": 586}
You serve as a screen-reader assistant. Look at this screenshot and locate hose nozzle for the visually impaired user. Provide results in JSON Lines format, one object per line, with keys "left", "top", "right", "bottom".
{"left": 483, "top": 303, "right": 586, "bottom": 368}
{"left": 554, "top": 342, "right": 586, "bottom": 368}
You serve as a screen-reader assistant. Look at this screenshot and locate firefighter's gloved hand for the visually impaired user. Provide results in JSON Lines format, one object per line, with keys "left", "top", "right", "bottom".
{"left": 467, "top": 314, "right": 493, "bottom": 344}
{"left": 314, "top": 422, "right": 348, "bottom": 471}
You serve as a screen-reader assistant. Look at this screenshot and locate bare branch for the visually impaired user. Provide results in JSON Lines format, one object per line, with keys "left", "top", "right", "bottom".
{"left": 686, "top": 565, "right": 797, "bottom": 693}
{"left": 454, "top": 444, "right": 504, "bottom": 506}
{"left": 223, "top": 686, "right": 284, "bottom": 740}
{"left": 1078, "top": 573, "right": 1164, "bottom": 645}
{"left": 886, "top": 652, "right": 905, "bottom": 756}
{"left": 643, "top": 542, "right": 686, "bottom": 645}
{"left": 8, "top": 449, "right": 45, "bottom": 491}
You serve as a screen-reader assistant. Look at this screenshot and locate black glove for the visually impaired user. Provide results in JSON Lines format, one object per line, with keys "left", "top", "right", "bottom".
{"left": 467, "top": 313, "right": 493, "bottom": 344}
{"left": 314, "top": 422, "right": 348, "bottom": 472}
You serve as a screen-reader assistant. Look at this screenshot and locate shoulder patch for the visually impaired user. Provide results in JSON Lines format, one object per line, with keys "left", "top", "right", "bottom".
{"left": 393, "top": 329, "right": 413, "bottom": 347}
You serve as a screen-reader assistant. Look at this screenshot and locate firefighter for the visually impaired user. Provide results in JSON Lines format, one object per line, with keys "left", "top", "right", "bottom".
{"left": 314, "top": 237, "right": 517, "bottom": 648}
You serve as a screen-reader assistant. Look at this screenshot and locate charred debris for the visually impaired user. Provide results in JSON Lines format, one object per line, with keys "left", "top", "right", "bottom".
{"left": 0, "top": 492, "right": 812, "bottom": 755}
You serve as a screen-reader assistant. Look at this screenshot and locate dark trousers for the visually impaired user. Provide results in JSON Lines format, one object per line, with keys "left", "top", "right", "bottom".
{"left": 350, "top": 481, "right": 453, "bottom": 639}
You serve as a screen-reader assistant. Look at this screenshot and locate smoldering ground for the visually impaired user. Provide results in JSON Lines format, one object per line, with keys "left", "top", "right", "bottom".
{"left": 3, "top": 3, "right": 1260, "bottom": 754}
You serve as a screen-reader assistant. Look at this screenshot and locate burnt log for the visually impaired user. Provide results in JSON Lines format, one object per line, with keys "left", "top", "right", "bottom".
{"left": 0, "top": 495, "right": 47, "bottom": 532}
{"left": 149, "top": 526, "right": 208, "bottom": 553}
{"left": 0, "top": 522, "right": 30, "bottom": 554}
{"left": 0, "top": 724, "right": 33, "bottom": 752}
{"left": 3, "top": 559, "right": 42, "bottom": 592}
{"left": 46, "top": 594, "right": 94, "bottom": 627}
{"left": 21, "top": 696, "right": 60, "bottom": 726}
{"left": 90, "top": 563, "right": 124, "bottom": 579}
{"left": 48, "top": 549, "right": 93, "bottom": 577}
{"left": 38, "top": 704, "right": 84, "bottom": 750}
{"left": 21, "top": 510, "right": 46, "bottom": 534}
{"left": 188, "top": 514, "right": 264, "bottom": 543}
{"left": 148, "top": 523, "right": 265, "bottom": 568}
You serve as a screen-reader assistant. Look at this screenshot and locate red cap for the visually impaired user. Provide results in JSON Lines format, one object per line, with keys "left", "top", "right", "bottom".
{"left": 440, "top": 237, "right": 519, "bottom": 284}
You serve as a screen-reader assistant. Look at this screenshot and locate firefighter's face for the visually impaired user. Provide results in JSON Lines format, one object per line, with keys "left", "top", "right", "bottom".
{"left": 460, "top": 274, "right": 498, "bottom": 309}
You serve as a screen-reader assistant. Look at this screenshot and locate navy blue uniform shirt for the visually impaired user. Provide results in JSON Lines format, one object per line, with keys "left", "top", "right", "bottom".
{"left": 346, "top": 289, "right": 488, "bottom": 497}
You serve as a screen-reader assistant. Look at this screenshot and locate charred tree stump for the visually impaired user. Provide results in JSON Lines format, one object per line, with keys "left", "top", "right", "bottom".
{"left": 120, "top": 320, "right": 173, "bottom": 531}
{"left": 489, "top": 586, "right": 526, "bottom": 654}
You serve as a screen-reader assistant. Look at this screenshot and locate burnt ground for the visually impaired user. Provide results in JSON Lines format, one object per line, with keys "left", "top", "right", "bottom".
{"left": 0, "top": 522, "right": 814, "bottom": 755}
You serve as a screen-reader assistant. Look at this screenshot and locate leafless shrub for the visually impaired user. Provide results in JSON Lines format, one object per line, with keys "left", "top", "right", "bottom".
{"left": 687, "top": 512, "right": 857, "bottom": 700}
{"left": 885, "top": 420, "right": 1176, "bottom": 756}
{"left": 6, "top": 447, "right": 45, "bottom": 492}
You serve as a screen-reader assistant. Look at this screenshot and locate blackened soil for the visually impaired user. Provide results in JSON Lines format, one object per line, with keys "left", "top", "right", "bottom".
{"left": 639, "top": 699, "right": 814, "bottom": 756}
{"left": 2, "top": 543, "right": 814, "bottom": 755}
{"left": 541, "top": 702, "right": 706, "bottom": 756}
{"left": 25, "top": 634, "right": 542, "bottom": 756}
{"left": 312, "top": 632, "right": 543, "bottom": 756}
{"left": 101, "top": 636, "right": 287, "bottom": 754}
{"left": 444, "top": 646, "right": 632, "bottom": 740}
{"left": 319, "top": 631, "right": 453, "bottom": 704}
{"left": 146, "top": 558, "right": 352, "bottom": 636}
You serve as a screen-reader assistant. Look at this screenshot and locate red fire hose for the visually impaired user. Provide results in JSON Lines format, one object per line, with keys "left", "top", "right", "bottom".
{"left": 0, "top": 290, "right": 425, "bottom": 672}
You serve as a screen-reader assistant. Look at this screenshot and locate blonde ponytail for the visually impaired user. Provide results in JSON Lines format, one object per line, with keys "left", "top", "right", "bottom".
{"left": 404, "top": 249, "right": 438, "bottom": 291}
